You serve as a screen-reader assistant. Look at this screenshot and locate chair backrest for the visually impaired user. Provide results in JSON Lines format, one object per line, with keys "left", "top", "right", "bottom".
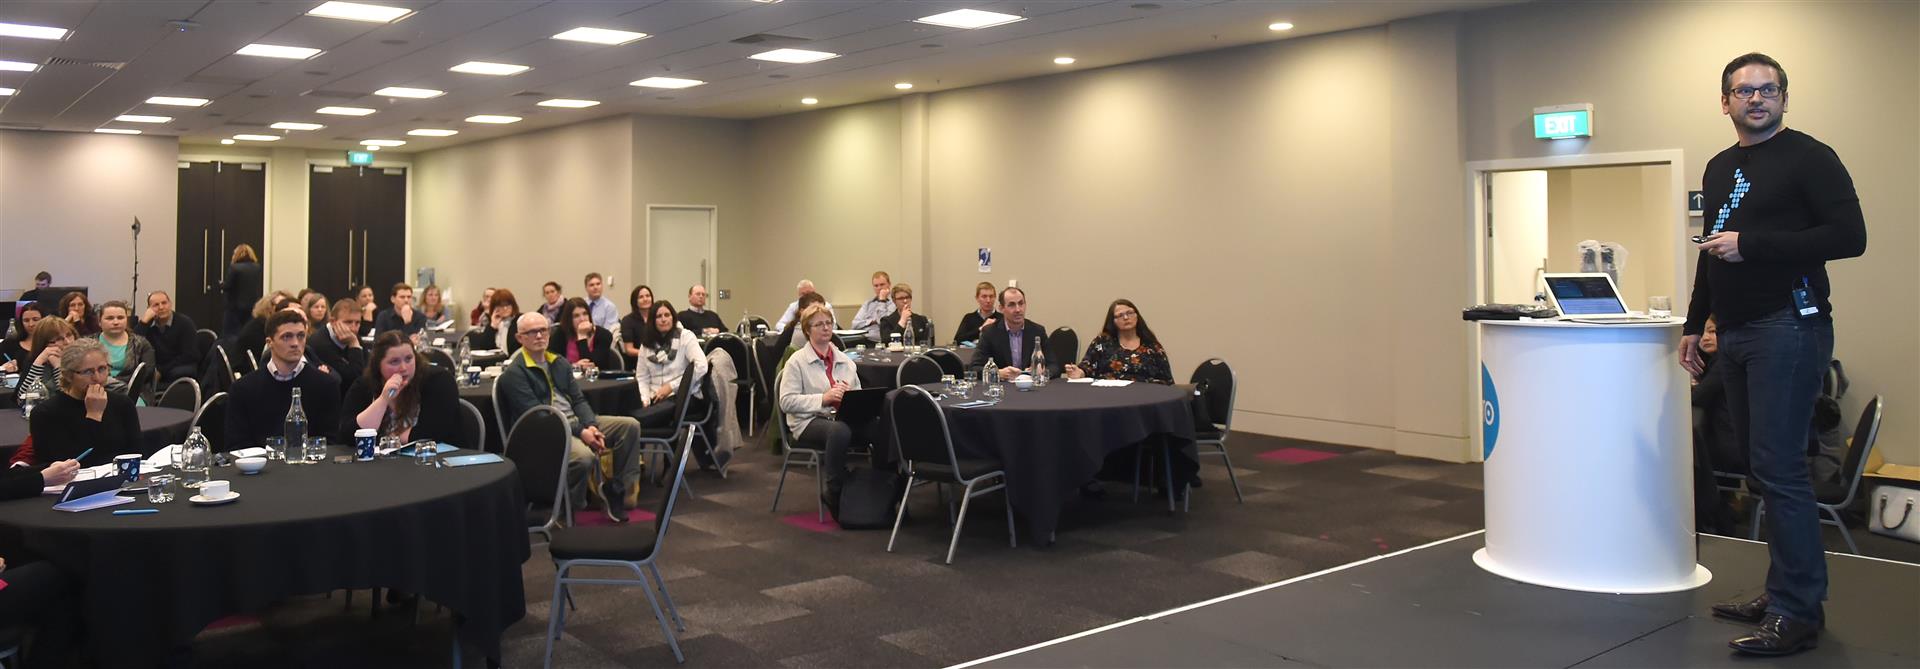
{"left": 685, "top": 369, "right": 718, "bottom": 427}
{"left": 1045, "top": 327, "right": 1078, "bottom": 370}
{"left": 488, "top": 377, "right": 511, "bottom": 441}
{"left": 747, "top": 315, "right": 770, "bottom": 335}
{"left": 158, "top": 377, "right": 201, "bottom": 412}
{"left": 890, "top": 385, "right": 972, "bottom": 480}
{"left": 127, "top": 362, "right": 153, "bottom": 403}
{"left": 209, "top": 345, "right": 236, "bottom": 384}
{"left": 192, "top": 392, "right": 229, "bottom": 452}
{"left": 1829, "top": 395, "right": 1884, "bottom": 507}
{"left": 650, "top": 433, "right": 697, "bottom": 549}
{"left": 706, "top": 334, "right": 750, "bottom": 390}
{"left": 896, "top": 355, "right": 943, "bottom": 387}
{"left": 423, "top": 347, "right": 456, "bottom": 370}
{"left": 753, "top": 336, "right": 784, "bottom": 397}
{"left": 504, "top": 405, "right": 572, "bottom": 518}
{"left": 457, "top": 398, "right": 488, "bottom": 452}
{"left": 666, "top": 357, "right": 703, "bottom": 427}
{"left": 1190, "top": 358, "right": 1236, "bottom": 431}
{"left": 926, "top": 348, "right": 965, "bottom": 377}
{"left": 193, "top": 329, "right": 217, "bottom": 360}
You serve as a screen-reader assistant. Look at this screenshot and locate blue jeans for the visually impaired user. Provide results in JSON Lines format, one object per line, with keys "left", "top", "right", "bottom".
{"left": 1717, "top": 308, "right": 1833, "bottom": 623}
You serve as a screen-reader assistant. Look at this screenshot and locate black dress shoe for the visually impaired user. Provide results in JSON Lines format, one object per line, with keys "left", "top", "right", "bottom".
{"left": 1729, "top": 613, "right": 1819, "bottom": 656}
{"left": 1711, "top": 592, "right": 1770, "bottom": 623}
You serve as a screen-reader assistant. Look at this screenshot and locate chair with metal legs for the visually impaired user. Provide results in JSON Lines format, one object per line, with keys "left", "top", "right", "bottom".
{"left": 1749, "top": 396, "right": 1883, "bottom": 555}
{"left": 768, "top": 368, "right": 828, "bottom": 522}
{"left": 888, "top": 385, "right": 1014, "bottom": 564}
{"left": 504, "top": 406, "right": 575, "bottom": 544}
{"left": 544, "top": 433, "right": 696, "bottom": 666}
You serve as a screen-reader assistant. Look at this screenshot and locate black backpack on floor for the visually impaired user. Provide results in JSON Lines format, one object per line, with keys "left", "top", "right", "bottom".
{"left": 834, "top": 467, "right": 903, "bottom": 530}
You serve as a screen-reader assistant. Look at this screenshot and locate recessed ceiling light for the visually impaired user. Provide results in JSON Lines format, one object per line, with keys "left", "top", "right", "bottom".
{"left": 1053, "top": 56, "right": 1076, "bottom": 65}
{"left": 0, "top": 22, "right": 69, "bottom": 40}
{"left": 537, "top": 98, "right": 600, "bottom": 108}
{"left": 233, "top": 134, "right": 282, "bottom": 141}
{"left": 915, "top": 9, "right": 1026, "bottom": 30}
{"left": 894, "top": 82, "right": 913, "bottom": 90}
{"left": 115, "top": 114, "right": 172, "bottom": 123}
{"left": 317, "top": 106, "right": 376, "bottom": 116}
{"left": 374, "top": 86, "right": 444, "bottom": 98}
{"left": 749, "top": 48, "right": 838, "bottom": 64}
{"left": 465, "top": 115, "right": 521, "bottom": 124}
{"left": 751, "top": 0, "right": 783, "bottom": 3}
{"left": 94, "top": 128, "right": 141, "bottom": 135}
{"left": 449, "top": 61, "right": 529, "bottom": 76}
{"left": 146, "top": 96, "right": 210, "bottom": 107}
{"left": 364, "top": 145, "right": 381, "bottom": 151}
{"left": 552, "top": 27, "right": 648, "bottom": 45}
{"left": 630, "top": 76, "right": 704, "bottom": 89}
{"left": 361, "top": 139, "right": 406, "bottom": 147}
{"left": 801, "top": 97, "right": 818, "bottom": 105}
{"left": 0, "top": 60, "right": 40, "bottom": 72}
{"left": 220, "top": 139, "right": 235, "bottom": 145}
{"left": 1268, "top": 22, "right": 1294, "bottom": 31}
{"left": 236, "top": 43, "right": 323, "bottom": 60}
{"left": 270, "top": 122, "right": 324, "bottom": 130}
{"left": 0, "top": 87, "right": 14, "bottom": 96}
{"left": 406, "top": 128, "right": 457, "bottom": 137}
{"left": 307, "top": 1, "right": 414, "bottom": 23}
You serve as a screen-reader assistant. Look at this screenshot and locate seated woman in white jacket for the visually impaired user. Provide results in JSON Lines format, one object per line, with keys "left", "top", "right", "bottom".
{"left": 630, "top": 300, "right": 709, "bottom": 430}
{"left": 778, "top": 303, "right": 869, "bottom": 502}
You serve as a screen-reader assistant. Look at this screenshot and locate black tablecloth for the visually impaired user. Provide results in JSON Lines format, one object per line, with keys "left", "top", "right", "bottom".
{"left": 0, "top": 385, "right": 14, "bottom": 410}
{"left": 932, "top": 381, "right": 1194, "bottom": 543}
{"left": 459, "top": 377, "right": 639, "bottom": 452}
{"left": 853, "top": 347, "right": 977, "bottom": 389}
{"left": 0, "top": 406, "right": 193, "bottom": 459}
{"left": 0, "top": 448, "right": 528, "bottom": 668}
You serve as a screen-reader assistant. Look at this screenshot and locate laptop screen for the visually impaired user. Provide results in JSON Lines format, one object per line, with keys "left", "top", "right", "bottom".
{"left": 1545, "top": 275, "right": 1627, "bottom": 315}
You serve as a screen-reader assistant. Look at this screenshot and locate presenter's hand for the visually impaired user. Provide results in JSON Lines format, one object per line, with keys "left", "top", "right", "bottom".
{"left": 1678, "top": 335, "right": 1705, "bottom": 377}
{"left": 1698, "top": 232, "right": 1743, "bottom": 263}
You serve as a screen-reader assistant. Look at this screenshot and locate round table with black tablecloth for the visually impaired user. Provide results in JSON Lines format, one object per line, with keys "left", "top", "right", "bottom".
{"left": 853, "top": 347, "right": 977, "bottom": 389}
{"left": 0, "top": 406, "right": 193, "bottom": 463}
{"left": 0, "top": 447, "right": 528, "bottom": 668}
{"left": 459, "top": 376, "right": 640, "bottom": 452}
{"left": 928, "top": 381, "right": 1194, "bottom": 544}
{"left": 0, "top": 385, "right": 13, "bottom": 410}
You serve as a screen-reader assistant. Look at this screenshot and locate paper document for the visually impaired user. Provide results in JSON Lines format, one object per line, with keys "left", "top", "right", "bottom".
{"left": 1066, "top": 378, "right": 1095, "bottom": 384}
{"left": 1091, "top": 380, "right": 1134, "bottom": 388}
{"left": 54, "top": 491, "right": 134, "bottom": 512}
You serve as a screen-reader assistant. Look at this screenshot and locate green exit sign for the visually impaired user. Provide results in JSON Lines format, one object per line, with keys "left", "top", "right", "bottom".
{"left": 1532, "top": 104, "right": 1593, "bottom": 140}
{"left": 346, "top": 151, "right": 375, "bottom": 166}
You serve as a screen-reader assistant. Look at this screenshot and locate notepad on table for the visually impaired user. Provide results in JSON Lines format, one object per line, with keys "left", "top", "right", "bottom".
{"left": 54, "top": 491, "right": 134, "bottom": 512}
{"left": 1091, "top": 380, "right": 1134, "bottom": 388}
{"left": 440, "top": 453, "right": 504, "bottom": 467}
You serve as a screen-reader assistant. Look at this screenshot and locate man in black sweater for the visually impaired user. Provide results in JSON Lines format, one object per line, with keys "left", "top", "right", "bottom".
{"left": 133, "top": 291, "right": 202, "bottom": 382}
{"left": 227, "top": 310, "right": 340, "bottom": 448}
{"left": 372, "top": 282, "right": 426, "bottom": 338}
{"left": 677, "top": 284, "right": 727, "bottom": 336}
{"left": 973, "top": 286, "right": 1050, "bottom": 379}
{"left": 308, "top": 299, "right": 369, "bottom": 394}
{"left": 1680, "top": 53, "right": 1867, "bottom": 657}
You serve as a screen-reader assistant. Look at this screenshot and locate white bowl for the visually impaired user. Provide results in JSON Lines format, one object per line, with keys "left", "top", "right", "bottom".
{"left": 1013, "top": 376, "right": 1035, "bottom": 391}
{"left": 235, "top": 456, "right": 267, "bottom": 474}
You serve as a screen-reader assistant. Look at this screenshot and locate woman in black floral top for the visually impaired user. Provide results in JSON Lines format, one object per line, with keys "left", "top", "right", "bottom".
{"left": 1064, "top": 299, "right": 1173, "bottom": 384}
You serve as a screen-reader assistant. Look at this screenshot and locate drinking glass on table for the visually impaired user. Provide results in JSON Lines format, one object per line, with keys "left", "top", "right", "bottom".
{"left": 264, "top": 436, "right": 286, "bottom": 462}
{"left": 1648, "top": 296, "right": 1672, "bottom": 318}
{"left": 146, "top": 475, "right": 176, "bottom": 504}
{"left": 409, "top": 439, "right": 439, "bottom": 466}
{"left": 303, "top": 436, "right": 328, "bottom": 463}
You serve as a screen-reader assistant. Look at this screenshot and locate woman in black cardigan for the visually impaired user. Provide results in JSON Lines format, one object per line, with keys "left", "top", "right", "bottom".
{"left": 339, "top": 332, "right": 462, "bottom": 446}
{"left": 25, "top": 338, "right": 143, "bottom": 467}
{"left": 555, "top": 298, "right": 618, "bottom": 372}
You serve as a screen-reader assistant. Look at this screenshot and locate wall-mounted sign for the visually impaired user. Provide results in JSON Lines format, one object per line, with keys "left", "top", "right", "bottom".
{"left": 1532, "top": 103, "right": 1594, "bottom": 140}
{"left": 978, "top": 247, "right": 992, "bottom": 273}
{"left": 1687, "top": 190, "right": 1705, "bottom": 217}
{"left": 347, "top": 150, "right": 375, "bottom": 166}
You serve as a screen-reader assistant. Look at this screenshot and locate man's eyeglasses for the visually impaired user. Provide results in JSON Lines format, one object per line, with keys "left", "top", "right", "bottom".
{"left": 1727, "top": 84, "right": 1783, "bottom": 100}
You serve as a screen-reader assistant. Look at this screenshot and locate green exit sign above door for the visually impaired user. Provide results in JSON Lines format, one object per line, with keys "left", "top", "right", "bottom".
{"left": 1532, "top": 104, "right": 1594, "bottom": 140}
{"left": 347, "top": 151, "right": 375, "bottom": 166}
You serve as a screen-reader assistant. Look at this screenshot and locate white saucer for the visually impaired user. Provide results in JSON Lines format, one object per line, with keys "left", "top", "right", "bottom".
{"left": 189, "top": 493, "right": 240, "bottom": 505}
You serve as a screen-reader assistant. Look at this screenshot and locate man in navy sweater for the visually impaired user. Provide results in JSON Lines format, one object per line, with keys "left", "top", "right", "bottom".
{"left": 1680, "top": 53, "right": 1867, "bottom": 657}
{"left": 227, "top": 310, "right": 341, "bottom": 448}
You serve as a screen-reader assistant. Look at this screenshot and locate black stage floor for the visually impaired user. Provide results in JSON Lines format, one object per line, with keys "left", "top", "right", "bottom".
{"left": 963, "top": 532, "right": 1919, "bottom": 668}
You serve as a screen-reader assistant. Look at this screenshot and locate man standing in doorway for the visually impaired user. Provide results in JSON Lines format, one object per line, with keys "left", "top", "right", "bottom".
{"left": 1680, "top": 52, "right": 1866, "bottom": 657}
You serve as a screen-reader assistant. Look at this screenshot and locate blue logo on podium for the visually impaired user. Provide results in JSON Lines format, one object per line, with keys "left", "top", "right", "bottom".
{"left": 1481, "top": 363, "right": 1500, "bottom": 459}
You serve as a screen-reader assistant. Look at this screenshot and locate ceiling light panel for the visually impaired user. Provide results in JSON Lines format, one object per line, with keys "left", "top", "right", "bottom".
{"left": 0, "top": 88, "right": 14, "bottom": 96}
{"left": 449, "top": 61, "right": 529, "bottom": 76}
{"left": 220, "top": 139, "right": 235, "bottom": 145}
{"left": 361, "top": 139, "right": 406, "bottom": 147}
{"left": 232, "top": 134, "right": 281, "bottom": 141}
{"left": 307, "top": 2, "right": 414, "bottom": 23}
{"left": 749, "top": 48, "right": 838, "bottom": 64}
{"left": 536, "top": 98, "right": 599, "bottom": 108}
{"left": 94, "top": 128, "right": 141, "bottom": 135}
{"left": 465, "top": 115, "right": 520, "bottom": 124}
{"left": 800, "top": 98, "right": 818, "bottom": 105}
{"left": 147, "top": 96, "right": 210, "bottom": 106}
{"left": 317, "top": 106, "right": 376, "bottom": 116}
{"left": 631, "top": 76, "right": 704, "bottom": 89}
{"left": 270, "top": 122, "right": 324, "bottom": 130}
{"left": 115, "top": 114, "right": 172, "bottom": 123}
{"left": 236, "top": 43, "right": 322, "bottom": 59}
{"left": 0, "top": 22, "right": 69, "bottom": 40}
{"left": 552, "top": 27, "right": 648, "bottom": 45}
{"left": 374, "top": 86, "right": 444, "bottom": 98}
{"left": 0, "top": 60, "right": 40, "bottom": 72}
{"left": 914, "top": 9, "right": 1026, "bottom": 30}
{"left": 406, "top": 128, "right": 457, "bottom": 137}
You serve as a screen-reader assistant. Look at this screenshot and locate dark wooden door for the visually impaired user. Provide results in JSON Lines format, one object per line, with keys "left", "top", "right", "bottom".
{"left": 174, "top": 161, "right": 265, "bottom": 331}
{"left": 307, "top": 166, "right": 406, "bottom": 308}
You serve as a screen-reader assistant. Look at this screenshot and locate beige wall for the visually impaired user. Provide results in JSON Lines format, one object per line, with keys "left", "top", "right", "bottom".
{"left": 1543, "top": 164, "right": 1679, "bottom": 310}
{"left": 1461, "top": 0, "right": 1919, "bottom": 462}
{"left": 630, "top": 115, "right": 753, "bottom": 320}
{"left": 0, "top": 130, "right": 177, "bottom": 304}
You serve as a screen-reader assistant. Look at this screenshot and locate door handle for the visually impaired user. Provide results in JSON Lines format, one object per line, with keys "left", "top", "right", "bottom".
{"left": 201, "top": 229, "right": 211, "bottom": 292}
{"left": 361, "top": 229, "right": 369, "bottom": 288}
{"left": 217, "top": 229, "right": 226, "bottom": 293}
{"left": 700, "top": 259, "right": 708, "bottom": 287}
{"left": 345, "top": 229, "right": 354, "bottom": 291}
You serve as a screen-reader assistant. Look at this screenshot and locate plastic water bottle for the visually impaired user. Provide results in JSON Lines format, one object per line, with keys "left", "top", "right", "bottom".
{"left": 1030, "top": 336, "right": 1047, "bottom": 386}
{"left": 16, "top": 378, "right": 44, "bottom": 419}
{"left": 181, "top": 426, "right": 212, "bottom": 488}
{"left": 284, "top": 387, "right": 309, "bottom": 452}
{"left": 454, "top": 337, "right": 472, "bottom": 385}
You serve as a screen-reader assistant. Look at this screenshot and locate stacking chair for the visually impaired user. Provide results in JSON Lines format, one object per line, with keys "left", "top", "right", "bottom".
{"left": 888, "top": 385, "right": 1014, "bottom": 564}
{"left": 1045, "top": 327, "right": 1078, "bottom": 375}
{"left": 505, "top": 406, "right": 574, "bottom": 544}
{"left": 192, "top": 329, "right": 217, "bottom": 363}
{"left": 1189, "top": 358, "right": 1243, "bottom": 505}
{"left": 635, "top": 367, "right": 702, "bottom": 497}
{"left": 746, "top": 315, "right": 770, "bottom": 336}
{"left": 751, "top": 336, "right": 786, "bottom": 434}
{"left": 1750, "top": 396, "right": 1883, "bottom": 554}
{"left": 456, "top": 398, "right": 487, "bottom": 452}
{"left": 768, "top": 368, "right": 827, "bottom": 522}
{"left": 926, "top": 349, "right": 965, "bottom": 378}
{"left": 157, "top": 377, "right": 201, "bottom": 412}
{"left": 896, "top": 354, "right": 944, "bottom": 388}
{"left": 544, "top": 434, "right": 696, "bottom": 666}
{"left": 488, "top": 375, "right": 511, "bottom": 442}
{"left": 127, "top": 362, "right": 155, "bottom": 405}
{"left": 704, "top": 334, "right": 752, "bottom": 435}
{"left": 191, "top": 392, "right": 229, "bottom": 452}
{"left": 423, "top": 347, "right": 456, "bottom": 370}
{"left": 204, "top": 345, "right": 237, "bottom": 393}
{"left": 681, "top": 372, "right": 727, "bottom": 477}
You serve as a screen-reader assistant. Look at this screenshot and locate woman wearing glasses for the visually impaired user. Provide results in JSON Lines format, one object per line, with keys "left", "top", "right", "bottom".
{"left": 1063, "top": 299, "right": 1173, "bottom": 384}
{"left": 24, "top": 338, "right": 144, "bottom": 467}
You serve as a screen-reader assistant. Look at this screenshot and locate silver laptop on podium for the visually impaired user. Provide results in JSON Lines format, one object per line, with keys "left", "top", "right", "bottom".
{"left": 1541, "top": 273, "right": 1660, "bottom": 323}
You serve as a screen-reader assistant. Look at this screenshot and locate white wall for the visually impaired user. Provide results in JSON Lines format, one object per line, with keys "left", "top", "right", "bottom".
{"left": 1489, "top": 171, "right": 1549, "bottom": 305}
{"left": 0, "top": 130, "right": 177, "bottom": 304}
{"left": 630, "top": 115, "right": 753, "bottom": 320}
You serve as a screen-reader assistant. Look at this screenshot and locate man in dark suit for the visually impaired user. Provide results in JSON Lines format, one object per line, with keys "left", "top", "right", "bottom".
{"left": 973, "top": 286, "right": 1048, "bottom": 380}
{"left": 307, "top": 299, "right": 368, "bottom": 393}
{"left": 133, "top": 291, "right": 202, "bottom": 382}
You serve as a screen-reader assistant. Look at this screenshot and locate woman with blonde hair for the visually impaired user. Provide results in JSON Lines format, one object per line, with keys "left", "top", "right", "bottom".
{"left": 235, "top": 290, "right": 296, "bottom": 365}
{"left": 223, "top": 243, "right": 263, "bottom": 335}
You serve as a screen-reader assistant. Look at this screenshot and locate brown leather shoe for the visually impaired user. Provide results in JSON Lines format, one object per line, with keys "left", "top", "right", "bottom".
{"left": 1710, "top": 592, "right": 1770, "bottom": 623}
{"left": 1729, "top": 613, "right": 1819, "bottom": 656}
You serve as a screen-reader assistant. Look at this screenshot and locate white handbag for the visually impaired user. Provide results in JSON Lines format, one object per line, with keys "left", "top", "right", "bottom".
{"left": 1868, "top": 482, "right": 1920, "bottom": 544}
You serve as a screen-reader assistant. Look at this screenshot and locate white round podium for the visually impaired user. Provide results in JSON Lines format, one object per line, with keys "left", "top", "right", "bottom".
{"left": 1474, "top": 318, "right": 1711, "bottom": 594}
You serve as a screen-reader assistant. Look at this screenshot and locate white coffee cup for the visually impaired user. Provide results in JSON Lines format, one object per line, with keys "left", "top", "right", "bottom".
{"left": 201, "top": 480, "right": 231, "bottom": 500}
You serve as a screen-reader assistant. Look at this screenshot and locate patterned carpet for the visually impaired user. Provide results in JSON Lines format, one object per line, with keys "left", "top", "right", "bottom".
{"left": 187, "top": 431, "right": 1916, "bottom": 668}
